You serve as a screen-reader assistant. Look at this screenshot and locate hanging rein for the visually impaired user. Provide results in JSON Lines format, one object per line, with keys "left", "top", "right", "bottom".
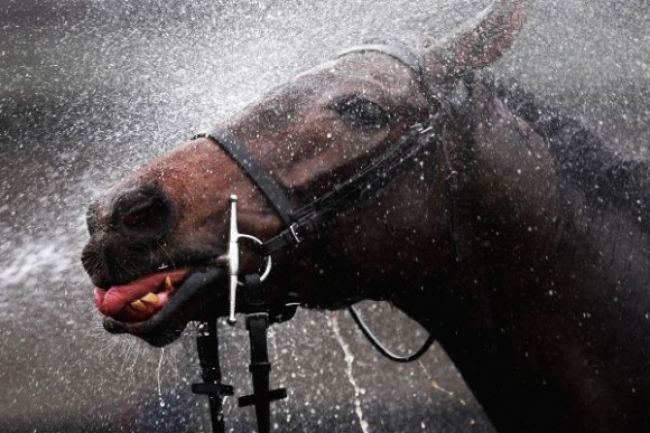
{"left": 184, "top": 43, "right": 456, "bottom": 433}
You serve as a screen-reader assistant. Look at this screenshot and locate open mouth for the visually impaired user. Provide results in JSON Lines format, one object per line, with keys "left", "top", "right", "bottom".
{"left": 94, "top": 268, "right": 191, "bottom": 323}
{"left": 92, "top": 261, "right": 227, "bottom": 347}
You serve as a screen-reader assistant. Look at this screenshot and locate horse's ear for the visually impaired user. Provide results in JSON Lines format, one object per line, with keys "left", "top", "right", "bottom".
{"left": 420, "top": 0, "right": 527, "bottom": 76}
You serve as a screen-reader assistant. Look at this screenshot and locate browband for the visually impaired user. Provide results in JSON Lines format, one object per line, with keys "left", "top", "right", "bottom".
{"left": 336, "top": 43, "right": 422, "bottom": 77}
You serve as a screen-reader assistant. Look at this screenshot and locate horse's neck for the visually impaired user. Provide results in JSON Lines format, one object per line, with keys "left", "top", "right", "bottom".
{"left": 397, "top": 84, "right": 650, "bottom": 432}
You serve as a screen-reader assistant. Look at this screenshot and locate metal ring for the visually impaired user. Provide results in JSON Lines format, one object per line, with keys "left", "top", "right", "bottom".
{"left": 235, "top": 233, "right": 272, "bottom": 284}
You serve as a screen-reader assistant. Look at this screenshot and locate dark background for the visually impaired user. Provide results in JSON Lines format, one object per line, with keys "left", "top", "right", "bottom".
{"left": 0, "top": 0, "right": 648, "bottom": 432}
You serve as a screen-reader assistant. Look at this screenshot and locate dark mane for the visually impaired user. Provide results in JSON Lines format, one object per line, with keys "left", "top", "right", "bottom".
{"left": 492, "top": 74, "right": 650, "bottom": 232}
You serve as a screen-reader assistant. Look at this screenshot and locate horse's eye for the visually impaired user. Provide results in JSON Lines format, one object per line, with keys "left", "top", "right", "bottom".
{"left": 332, "top": 96, "right": 390, "bottom": 130}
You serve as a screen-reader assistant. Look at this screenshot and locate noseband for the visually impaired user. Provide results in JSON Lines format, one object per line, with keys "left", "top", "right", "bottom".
{"left": 189, "top": 43, "right": 445, "bottom": 433}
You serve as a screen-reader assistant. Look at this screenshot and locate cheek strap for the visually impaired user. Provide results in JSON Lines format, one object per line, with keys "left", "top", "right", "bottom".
{"left": 193, "top": 127, "right": 294, "bottom": 227}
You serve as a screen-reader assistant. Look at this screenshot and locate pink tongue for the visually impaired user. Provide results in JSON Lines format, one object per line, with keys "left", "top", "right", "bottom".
{"left": 94, "top": 269, "right": 189, "bottom": 317}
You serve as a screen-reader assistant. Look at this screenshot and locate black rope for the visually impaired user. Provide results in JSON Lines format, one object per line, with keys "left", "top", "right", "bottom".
{"left": 348, "top": 305, "right": 435, "bottom": 363}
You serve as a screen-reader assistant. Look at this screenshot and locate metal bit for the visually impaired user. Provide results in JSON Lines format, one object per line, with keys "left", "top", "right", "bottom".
{"left": 218, "top": 194, "right": 273, "bottom": 326}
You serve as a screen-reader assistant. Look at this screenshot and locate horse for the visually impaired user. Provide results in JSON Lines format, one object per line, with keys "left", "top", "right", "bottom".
{"left": 81, "top": 0, "right": 650, "bottom": 431}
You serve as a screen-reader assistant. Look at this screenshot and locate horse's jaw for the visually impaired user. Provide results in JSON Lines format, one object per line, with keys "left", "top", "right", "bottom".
{"left": 97, "top": 267, "right": 228, "bottom": 347}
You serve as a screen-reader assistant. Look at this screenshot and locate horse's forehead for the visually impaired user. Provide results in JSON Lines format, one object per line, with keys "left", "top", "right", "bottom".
{"left": 229, "top": 53, "right": 425, "bottom": 130}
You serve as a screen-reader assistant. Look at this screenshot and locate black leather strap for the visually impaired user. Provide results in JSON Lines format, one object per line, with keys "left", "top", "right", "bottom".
{"left": 194, "top": 127, "right": 293, "bottom": 226}
{"left": 238, "top": 274, "right": 287, "bottom": 433}
{"left": 261, "top": 122, "right": 438, "bottom": 255}
{"left": 192, "top": 321, "right": 233, "bottom": 433}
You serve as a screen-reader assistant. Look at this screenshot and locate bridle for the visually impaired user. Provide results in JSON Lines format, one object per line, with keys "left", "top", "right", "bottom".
{"left": 188, "top": 43, "right": 451, "bottom": 433}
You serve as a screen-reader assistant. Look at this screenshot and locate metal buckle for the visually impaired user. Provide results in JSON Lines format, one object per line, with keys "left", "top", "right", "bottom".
{"left": 288, "top": 223, "right": 302, "bottom": 244}
{"left": 218, "top": 195, "right": 273, "bottom": 325}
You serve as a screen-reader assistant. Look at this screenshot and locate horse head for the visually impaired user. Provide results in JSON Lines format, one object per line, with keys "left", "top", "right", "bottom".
{"left": 81, "top": 0, "right": 525, "bottom": 346}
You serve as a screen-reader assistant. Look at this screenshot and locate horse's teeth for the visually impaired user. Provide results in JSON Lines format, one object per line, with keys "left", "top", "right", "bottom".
{"left": 130, "top": 299, "right": 147, "bottom": 312}
{"left": 165, "top": 276, "right": 174, "bottom": 291}
{"left": 140, "top": 292, "right": 158, "bottom": 304}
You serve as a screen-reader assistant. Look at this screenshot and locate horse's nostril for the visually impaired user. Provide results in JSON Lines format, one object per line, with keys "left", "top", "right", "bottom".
{"left": 121, "top": 196, "right": 162, "bottom": 229}
{"left": 112, "top": 187, "right": 176, "bottom": 240}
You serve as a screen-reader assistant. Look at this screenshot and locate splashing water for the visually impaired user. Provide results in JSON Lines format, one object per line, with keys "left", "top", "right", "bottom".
{"left": 157, "top": 348, "right": 166, "bottom": 408}
{"left": 327, "top": 313, "right": 370, "bottom": 433}
{"left": 1, "top": 0, "right": 648, "bottom": 432}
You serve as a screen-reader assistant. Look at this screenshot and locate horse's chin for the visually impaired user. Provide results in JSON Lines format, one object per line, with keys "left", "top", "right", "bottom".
{"left": 102, "top": 316, "right": 189, "bottom": 347}
{"left": 96, "top": 267, "right": 228, "bottom": 347}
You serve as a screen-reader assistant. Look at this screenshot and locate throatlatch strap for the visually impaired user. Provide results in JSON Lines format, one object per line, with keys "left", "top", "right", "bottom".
{"left": 194, "top": 127, "right": 293, "bottom": 226}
